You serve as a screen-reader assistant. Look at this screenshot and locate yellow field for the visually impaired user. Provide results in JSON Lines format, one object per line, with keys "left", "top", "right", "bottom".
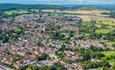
{"left": 42, "top": 9, "right": 110, "bottom": 16}
{"left": 42, "top": 9, "right": 115, "bottom": 22}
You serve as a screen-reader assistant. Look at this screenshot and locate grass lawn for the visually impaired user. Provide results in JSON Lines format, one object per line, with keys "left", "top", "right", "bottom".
{"left": 95, "top": 29, "right": 112, "bottom": 34}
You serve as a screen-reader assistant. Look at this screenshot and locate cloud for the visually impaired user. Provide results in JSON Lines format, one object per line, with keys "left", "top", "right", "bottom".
{"left": 0, "top": 0, "right": 115, "bottom": 4}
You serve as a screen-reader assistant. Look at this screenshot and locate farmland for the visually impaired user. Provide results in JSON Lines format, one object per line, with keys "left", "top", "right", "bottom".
{"left": 42, "top": 9, "right": 115, "bottom": 22}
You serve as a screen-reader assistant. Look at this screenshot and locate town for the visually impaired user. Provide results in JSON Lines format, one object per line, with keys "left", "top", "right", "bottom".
{"left": 0, "top": 3, "right": 115, "bottom": 70}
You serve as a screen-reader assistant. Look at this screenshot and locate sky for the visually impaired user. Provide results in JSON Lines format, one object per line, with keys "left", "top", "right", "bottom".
{"left": 0, "top": 0, "right": 115, "bottom": 5}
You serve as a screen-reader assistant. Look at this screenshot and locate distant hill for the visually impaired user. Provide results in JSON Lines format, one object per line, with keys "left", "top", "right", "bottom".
{"left": 0, "top": 3, "right": 115, "bottom": 12}
{"left": 0, "top": 3, "right": 65, "bottom": 11}
{"left": 75, "top": 5, "right": 115, "bottom": 10}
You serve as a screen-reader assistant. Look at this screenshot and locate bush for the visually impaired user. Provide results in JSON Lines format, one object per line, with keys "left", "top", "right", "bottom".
{"left": 83, "top": 52, "right": 91, "bottom": 60}
{"left": 51, "top": 32, "right": 65, "bottom": 40}
{"left": 82, "top": 61, "right": 109, "bottom": 69}
{"left": 112, "top": 44, "right": 115, "bottom": 47}
{"left": 91, "top": 52, "right": 105, "bottom": 58}
{"left": 37, "top": 53, "right": 51, "bottom": 61}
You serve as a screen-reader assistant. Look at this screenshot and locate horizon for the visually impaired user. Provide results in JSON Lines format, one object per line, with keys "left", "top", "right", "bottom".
{"left": 0, "top": 3, "right": 115, "bottom": 5}
{"left": 0, "top": 0, "right": 115, "bottom": 5}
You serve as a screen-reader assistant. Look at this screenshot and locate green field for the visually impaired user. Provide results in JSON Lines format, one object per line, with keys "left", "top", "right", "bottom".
{"left": 100, "top": 51, "right": 115, "bottom": 62}
{"left": 3, "top": 9, "right": 29, "bottom": 16}
{"left": 106, "top": 42, "right": 115, "bottom": 45}
{"left": 95, "top": 29, "right": 112, "bottom": 34}
{"left": 96, "top": 22, "right": 115, "bottom": 26}
{"left": 101, "top": 51, "right": 115, "bottom": 57}
{"left": 95, "top": 21, "right": 115, "bottom": 34}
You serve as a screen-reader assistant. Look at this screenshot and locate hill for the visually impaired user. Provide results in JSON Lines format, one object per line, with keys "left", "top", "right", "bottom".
{"left": 0, "top": 3, "right": 115, "bottom": 11}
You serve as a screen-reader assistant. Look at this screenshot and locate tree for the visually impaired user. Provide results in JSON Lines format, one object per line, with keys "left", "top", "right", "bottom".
{"left": 90, "top": 20, "right": 96, "bottom": 39}
{"left": 112, "top": 44, "right": 115, "bottom": 47}
{"left": 109, "top": 11, "right": 115, "bottom": 18}
{"left": 37, "top": 40, "right": 44, "bottom": 46}
{"left": 102, "top": 67, "right": 109, "bottom": 70}
{"left": 53, "top": 63, "right": 66, "bottom": 70}
{"left": 91, "top": 52, "right": 105, "bottom": 58}
{"left": 111, "top": 62, "right": 115, "bottom": 70}
{"left": 20, "top": 65, "right": 39, "bottom": 70}
{"left": 39, "top": 66, "right": 51, "bottom": 70}
{"left": 77, "top": 19, "right": 82, "bottom": 35}
{"left": 37, "top": 53, "right": 51, "bottom": 61}
{"left": 83, "top": 52, "right": 91, "bottom": 60}
{"left": 51, "top": 32, "right": 65, "bottom": 40}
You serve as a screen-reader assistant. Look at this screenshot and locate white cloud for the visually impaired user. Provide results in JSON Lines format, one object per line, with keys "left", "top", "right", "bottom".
{"left": 0, "top": 0, "right": 115, "bottom": 4}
